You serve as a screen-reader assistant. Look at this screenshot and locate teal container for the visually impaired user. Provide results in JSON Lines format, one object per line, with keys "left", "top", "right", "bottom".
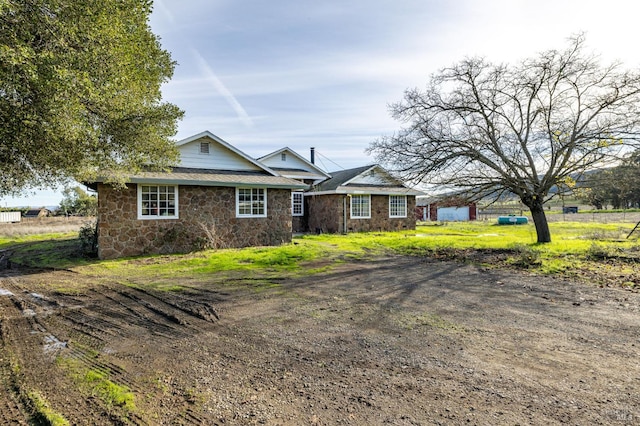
{"left": 497, "top": 215, "right": 528, "bottom": 225}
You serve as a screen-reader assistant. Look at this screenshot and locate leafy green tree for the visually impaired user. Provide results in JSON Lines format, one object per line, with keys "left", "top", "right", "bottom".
{"left": 578, "top": 150, "right": 640, "bottom": 209}
{"left": 59, "top": 186, "right": 96, "bottom": 216}
{"left": 368, "top": 36, "right": 640, "bottom": 243}
{"left": 0, "top": 0, "right": 183, "bottom": 195}
{"left": 616, "top": 150, "right": 640, "bottom": 208}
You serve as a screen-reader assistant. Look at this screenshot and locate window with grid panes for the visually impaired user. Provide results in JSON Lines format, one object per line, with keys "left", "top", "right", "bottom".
{"left": 350, "top": 194, "right": 370, "bottom": 218}
{"left": 389, "top": 195, "right": 407, "bottom": 218}
{"left": 236, "top": 188, "right": 267, "bottom": 217}
{"left": 138, "top": 185, "right": 178, "bottom": 219}
{"left": 292, "top": 192, "right": 304, "bottom": 216}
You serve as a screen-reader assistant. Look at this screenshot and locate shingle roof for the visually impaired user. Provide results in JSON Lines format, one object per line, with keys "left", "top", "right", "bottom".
{"left": 314, "top": 165, "right": 374, "bottom": 191}
{"left": 122, "top": 167, "right": 307, "bottom": 189}
{"left": 270, "top": 167, "right": 327, "bottom": 180}
{"left": 310, "top": 165, "right": 424, "bottom": 196}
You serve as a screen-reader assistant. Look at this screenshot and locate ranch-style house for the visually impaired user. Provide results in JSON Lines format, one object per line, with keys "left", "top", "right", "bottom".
{"left": 91, "top": 131, "right": 422, "bottom": 259}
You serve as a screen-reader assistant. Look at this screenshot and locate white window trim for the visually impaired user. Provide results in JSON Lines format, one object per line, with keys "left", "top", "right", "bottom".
{"left": 389, "top": 195, "right": 407, "bottom": 218}
{"left": 236, "top": 187, "right": 268, "bottom": 218}
{"left": 137, "top": 184, "right": 179, "bottom": 220}
{"left": 200, "top": 141, "right": 210, "bottom": 154}
{"left": 350, "top": 194, "right": 371, "bottom": 219}
{"left": 292, "top": 191, "right": 304, "bottom": 216}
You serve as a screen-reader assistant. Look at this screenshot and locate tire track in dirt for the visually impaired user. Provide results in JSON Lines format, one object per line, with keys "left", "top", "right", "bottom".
{"left": 2, "top": 286, "right": 65, "bottom": 413}
{"left": 1, "top": 270, "right": 223, "bottom": 424}
{"left": 0, "top": 394, "right": 29, "bottom": 425}
{"left": 129, "top": 286, "right": 220, "bottom": 324}
{"left": 1, "top": 276, "right": 84, "bottom": 425}
{"left": 0, "top": 298, "right": 30, "bottom": 426}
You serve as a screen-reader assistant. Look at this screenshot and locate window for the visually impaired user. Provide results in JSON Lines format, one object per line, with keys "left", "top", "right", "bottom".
{"left": 292, "top": 192, "right": 304, "bottom": 216}
{"left": 350, "top": 194, "right": 370, "bottom": 219}
{"left": 237, "top": 188, "right": 267, "bottom": 217}
{"left": 281, "top": 153, "right": 287, "bottom": 161}
{"left": 138, "top": 185, "right": 178, "bottom": 219}
{"left": 200, "top": 142, "right": 210, "bottom": 154}
{"left": 389, "top": 195, "right": 407, "bottom": 218}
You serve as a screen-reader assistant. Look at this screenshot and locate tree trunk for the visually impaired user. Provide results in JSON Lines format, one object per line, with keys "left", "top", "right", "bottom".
{"left": 528, "top": 200, "right": 551, "bottom": 243}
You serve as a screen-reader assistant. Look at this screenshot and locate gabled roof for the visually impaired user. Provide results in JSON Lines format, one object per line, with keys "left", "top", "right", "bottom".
{"left": 91, "top": 131, "right": 306, "bottom": 189}
{"left": 177, "top": 131, "right": 280, "bottom": 176}
{"left": 258, "top": 147, "right": 331, "bottom": 180}
{"left": 309, "top": 165, "right": 424, "bottom": 196}
{"left": 313, "top": 165, "right": 373, "bottom": 191}
{"left": 124, "top": 167, "right": 307, "bottom": 189}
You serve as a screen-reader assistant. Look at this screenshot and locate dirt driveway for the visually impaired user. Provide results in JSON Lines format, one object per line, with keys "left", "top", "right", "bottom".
{"left": 1, "top": 255, "right": 639, "bottom": 425}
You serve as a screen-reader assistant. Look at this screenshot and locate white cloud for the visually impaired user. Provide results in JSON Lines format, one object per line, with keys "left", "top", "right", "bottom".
{"left": 190, "top": 48, "right": 254, "bottom": 128}
{"left": 18, "top": 0, "right": 640, "bottom": 205}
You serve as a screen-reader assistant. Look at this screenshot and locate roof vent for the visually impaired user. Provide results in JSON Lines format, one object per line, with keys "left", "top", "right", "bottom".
{"left": 200, "top": 142, "right": 210, "bottom": 154}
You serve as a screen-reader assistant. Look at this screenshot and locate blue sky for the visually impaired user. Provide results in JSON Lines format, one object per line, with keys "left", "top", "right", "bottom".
{"left": 4, "top": 0, "right": 640, "bottom": 207}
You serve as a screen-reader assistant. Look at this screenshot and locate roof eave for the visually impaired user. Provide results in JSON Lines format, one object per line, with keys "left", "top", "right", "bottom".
{"left": 306, "top": 186, "right": 424, "bottom": 196}
{"left": 127, "top": 176, "right": 307, "bottom": 189}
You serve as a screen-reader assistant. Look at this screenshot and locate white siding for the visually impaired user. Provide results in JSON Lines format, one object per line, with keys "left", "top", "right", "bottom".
{"left": 349, "top": 169, "right": 394, "bottom": 186}
{"left": 261, "top": 151, "right": 313, "bottom": 172}
{"left": 178, "top": 138, "right": 262, "bottom": 171}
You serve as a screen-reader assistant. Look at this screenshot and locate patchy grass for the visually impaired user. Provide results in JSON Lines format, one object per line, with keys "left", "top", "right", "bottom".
{"left": 25, "top": 390, "right": 70, "bottom": 426}
{"left": 57, "top": 357, "right": 135, "bottom": 413}
{"left": 0, "top": 232, "right": 79, "bottom": 250}
{"left": 84, "top": 369, "right": 135, "bottom": 411}
{"left": 82, "top": 239, "right": 340, "bottom": 279}
{"left": 4, "top": 237, "right": 90, "bottom": 269}
{"left": 1, "top": 220, "right": 638, "bottom": 289}
{"left": 2, "top": 345, "right": 69, "bottom": 425}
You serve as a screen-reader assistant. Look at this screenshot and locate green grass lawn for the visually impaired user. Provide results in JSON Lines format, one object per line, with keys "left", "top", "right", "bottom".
{"left": 3, "top": 220, "right": 639, "bottom": 289}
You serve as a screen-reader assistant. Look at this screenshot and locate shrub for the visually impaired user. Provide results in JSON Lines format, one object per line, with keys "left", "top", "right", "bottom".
{"left": 585, "top": 242, "right": 620, "bottom": 260}
{"left": 78, "top": 221, "right": 98, "bottom": 257}
{"left": 507, "top": 244, "right": 541, "bottom": 268}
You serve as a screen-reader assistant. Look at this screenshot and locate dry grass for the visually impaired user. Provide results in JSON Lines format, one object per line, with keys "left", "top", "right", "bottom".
{"left": 0, "top": 217, "right": 92, "bottom": 238}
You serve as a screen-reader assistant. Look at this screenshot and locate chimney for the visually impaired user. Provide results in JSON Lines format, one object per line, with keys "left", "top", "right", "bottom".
{"left": 310, "top": 147, "right": 315, "bottom": 164}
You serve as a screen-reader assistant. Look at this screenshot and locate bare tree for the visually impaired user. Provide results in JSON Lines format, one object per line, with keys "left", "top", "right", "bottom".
{"left": 368, "top": 35, "right": 640, "bottom": 242}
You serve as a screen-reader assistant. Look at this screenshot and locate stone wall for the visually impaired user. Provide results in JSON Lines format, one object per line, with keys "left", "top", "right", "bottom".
{"left": 292, "top": 215, "right": 307, "bottom": 233}
{"left": 307, "top": 194, "right": 344, "bottom": 233}
{"left": 306, "top": 194, "right": 416, "bottom": 234}
{"left": 97, "top": 183, "right": 293, "bottom": 259}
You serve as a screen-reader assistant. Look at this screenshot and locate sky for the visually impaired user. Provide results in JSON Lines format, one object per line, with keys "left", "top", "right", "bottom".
{"left": 4, "top": 0, "right": 640, "bottom": 207}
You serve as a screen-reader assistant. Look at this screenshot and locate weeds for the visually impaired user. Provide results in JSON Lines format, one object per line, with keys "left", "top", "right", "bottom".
{"left": 2, "top": 220, "right": 639, "bottom": 289}
{"left": 196, "top": 221, "right": 232, "bottom": 250}
{"left": 586, "top": 243, "right": 618, "bottom": 260}
{"left": 26, "top": 391, "right": 70, "bottom": 426}
{"left": 506, "top": 244, "right": 542, "bottom": 268}
{"left": 57, "top": 357, "right": 135, "bottom": 414}
{"left": 3, "top": 346, "right": 69, "bottom": 425}
{"left": 84, "top": 369, "right": 135, "bottom": 411}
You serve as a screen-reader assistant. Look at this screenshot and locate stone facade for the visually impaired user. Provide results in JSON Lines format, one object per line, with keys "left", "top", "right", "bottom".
{"left": 97, "top": 183, "right": 293, "bottom": 259}
{"left": 306, "top": 194, "right": 344, "bottom": 233}
{"left": 292, "top": 215, "right": 307, "bottom": 234}
{"left": 306, "top": 194, "right": 416, "bottom": 234}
